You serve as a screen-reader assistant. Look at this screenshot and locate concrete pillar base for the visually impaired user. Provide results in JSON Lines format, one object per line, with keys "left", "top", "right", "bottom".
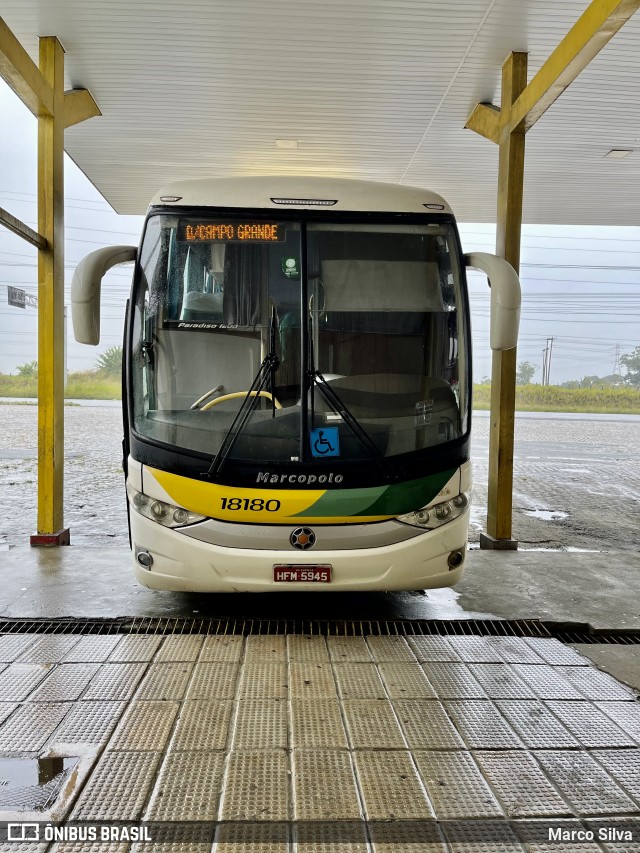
{"left": 479, "top": 532, "right": 518, "bottom": 551}
{"left": 30, "top": 528, "right": 70, "bottom": 546}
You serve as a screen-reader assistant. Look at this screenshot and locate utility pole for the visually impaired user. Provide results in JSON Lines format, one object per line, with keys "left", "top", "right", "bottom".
{"left": 542, "top": 337, "right": 555, "bottom": 385}
{"left": 613, "top": 344, "right": 621, "bottom": 377}
{"left": 546, "top": 336, "right": 554, "bottom": 385}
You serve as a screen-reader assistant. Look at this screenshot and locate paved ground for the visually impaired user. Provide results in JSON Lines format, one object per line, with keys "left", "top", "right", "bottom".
{"left": 0, "top": 631, "right": 639, "bottom": 852}
{"left": 2, "top": 404, "right": 640, "bottom": 849}
{"left": 2, "top": 546, "right": 640, "bottom": 632}
{"left": 0, "top": 403, "right": 128, "bottom": 550}
{"left": 471, "top": 411, "right": 640, "bottom": 552}
{"left": 2, "top": 404, "right": 640, "bottom": 553}
{"left": 4, "top": 542, "right": 640, "bottom": 696}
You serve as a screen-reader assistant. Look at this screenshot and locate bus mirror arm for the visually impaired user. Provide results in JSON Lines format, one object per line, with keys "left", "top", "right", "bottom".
{"left": 71, "top": 245, "right": 137, "bottom": 345}
{"left": 464, "top": 252, "right": 521, "bottom": 351}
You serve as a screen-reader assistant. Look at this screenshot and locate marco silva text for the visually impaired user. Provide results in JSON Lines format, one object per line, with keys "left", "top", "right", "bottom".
{"left": 549, "top": 826, "right": 634, "bottom": 843}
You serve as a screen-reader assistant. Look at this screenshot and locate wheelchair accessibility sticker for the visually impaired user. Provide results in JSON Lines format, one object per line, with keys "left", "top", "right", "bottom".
{"left": 310, "top": 427, "right": 340, "bottom": 458}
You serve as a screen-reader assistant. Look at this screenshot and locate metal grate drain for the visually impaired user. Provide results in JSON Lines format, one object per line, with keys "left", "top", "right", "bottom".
{"left": 0, "top": 617, "right": 638, "bottom": 643}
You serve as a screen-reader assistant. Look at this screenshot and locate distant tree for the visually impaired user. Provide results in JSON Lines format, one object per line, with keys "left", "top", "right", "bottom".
{"left": 620, "top": 347, "right": 640, "bottom": 387}
{"left": 567, "top": 374, "right": 623, "bottom": 389}
{"left": 516, "top": 361, "right": 537, "bottom": 385}
{"left": 480, "top": 376, "right": 491, "bottom": 385}
{"left": 599, "top": 374, "right": 624, "bottom": 387}
{"left": 16, "top": 360, "right": 38, "bottom": 377}
{"left": 579, "top": 375, "right": 601, "bottom": 388}
{"left": 95, "top": 345, "right": 122, "bottom": 378}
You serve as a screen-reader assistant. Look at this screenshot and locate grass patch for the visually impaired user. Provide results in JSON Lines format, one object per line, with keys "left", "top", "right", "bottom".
{"left": 2, "top": 371, "right": 639, "bottom": 412}
{"left": 473, "top": 383, "right": 640, "bottom": 414}
{"left": 64, "top": 372, "right": 121, "bottom": 400}
{"left": 0, "top": 370, "right": 121, "bottom": 400}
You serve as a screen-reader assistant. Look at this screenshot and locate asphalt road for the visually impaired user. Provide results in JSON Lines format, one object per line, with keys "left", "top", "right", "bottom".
{"left": 1, "top": 403, "right": 639, "bottom": 552}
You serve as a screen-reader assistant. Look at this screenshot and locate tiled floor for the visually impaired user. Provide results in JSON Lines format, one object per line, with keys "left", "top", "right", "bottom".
{"left": 0, "top": 632, "right": 639, "bottom": 851}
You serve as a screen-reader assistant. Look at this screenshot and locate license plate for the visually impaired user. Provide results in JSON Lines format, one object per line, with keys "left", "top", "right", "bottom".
{"left": 273, "top": 564, "right": 332, "bottom": 583}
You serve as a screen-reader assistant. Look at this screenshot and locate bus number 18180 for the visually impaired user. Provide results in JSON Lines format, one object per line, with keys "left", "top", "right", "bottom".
{"left": 220, "top": 497, "right": 281, "bottom": 511}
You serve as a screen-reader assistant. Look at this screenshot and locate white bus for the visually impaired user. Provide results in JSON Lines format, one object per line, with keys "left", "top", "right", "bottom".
{"left": 72, "top": 177, "right": 520, "bottom": 592}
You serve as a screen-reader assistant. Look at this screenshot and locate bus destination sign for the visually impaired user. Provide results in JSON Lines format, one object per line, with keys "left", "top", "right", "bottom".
{"left": 178, "top": 222, "right": 285, "bottom": 242}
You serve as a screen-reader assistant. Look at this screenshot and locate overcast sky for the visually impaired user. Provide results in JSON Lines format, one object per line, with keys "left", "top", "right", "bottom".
{"left": 1, "top": 79, "right": 638, "bottom": 386}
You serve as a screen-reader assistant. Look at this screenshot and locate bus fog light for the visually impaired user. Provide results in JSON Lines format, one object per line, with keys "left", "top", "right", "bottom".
{"left": 136, "top": 549, "right": 153, "bottom": 569}
{"left": 447, "top": 549, "right": 465, "bottom": 569}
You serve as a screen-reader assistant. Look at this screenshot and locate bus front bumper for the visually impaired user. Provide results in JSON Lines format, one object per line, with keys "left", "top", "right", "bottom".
{"left": 129, "top": 509, "right": 469, "bottom": 592}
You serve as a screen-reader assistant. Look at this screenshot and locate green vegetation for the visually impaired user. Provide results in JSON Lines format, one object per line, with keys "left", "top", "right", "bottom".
{"left": 65, "top": 371, "right": 121, "bottom": 399}
{"left": 561, "top": 374, "right": 624, "bottom": 389}
{"left": 95, "top": 345, "right": 123, "bottom": 378}
{"left": 2, "top": 369, "right": 640, "bottom": 412}
{"left": 620, "top": 346, "right": 640, "bottom": 387}
{"left": 473, "top": 383, "right": 640, "bottom": 414}
{"left": 516, "top": 361, "right": 537, "bottom": 385}
{"left": 0, "top": 370, "right": 121, "bottom": 400}
{"left": 2, "top": 347, "right": 123, "bottom": 398}
{"left": 16, "top": 360, "right": 38, "bottom": 377}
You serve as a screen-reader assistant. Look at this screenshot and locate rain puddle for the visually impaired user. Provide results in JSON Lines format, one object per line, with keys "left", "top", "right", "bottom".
{"left": 520, "top": 546, "right": 601, "bottom": 553}
{"left": 422, "top": 587, "right": 498, "bottom": 620}
{"left": 524, "top": 509, "right": 568, "bottom": 521}
{"left": 0, "top": 756, "right": 78, "bottom": 811}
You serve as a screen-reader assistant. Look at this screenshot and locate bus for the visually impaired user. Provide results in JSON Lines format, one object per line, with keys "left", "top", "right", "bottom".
{"left": 72, "top": 177, "right": 520, "bottom": 592}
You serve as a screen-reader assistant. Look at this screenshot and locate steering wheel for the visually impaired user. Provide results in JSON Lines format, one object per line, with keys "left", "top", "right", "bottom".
{"left": 200, "top": 390, "right": 282, "bottom": 411}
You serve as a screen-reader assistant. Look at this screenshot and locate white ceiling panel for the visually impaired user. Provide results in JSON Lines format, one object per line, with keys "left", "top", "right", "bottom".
{"left": 1, "top": 0, "right": 638, "bottom": 223}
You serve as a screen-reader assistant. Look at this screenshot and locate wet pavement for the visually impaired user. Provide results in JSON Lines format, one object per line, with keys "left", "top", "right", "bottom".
{"left": 1, "top": 403, "right": 639, "bottom": 553}
{"left": 0, "top": 631, "right": 639, "bottom": 852}
{"left": 1, "top": 545, "right": 640, "bottom": 632}
{"left": 0, "top": 403, "right": 128, "bottom": 550}
{"left": 471, "top": 411, "right": 640, "bottom": 553}
{"left": 2, "top": 404, "right": 640, "bottom": 848}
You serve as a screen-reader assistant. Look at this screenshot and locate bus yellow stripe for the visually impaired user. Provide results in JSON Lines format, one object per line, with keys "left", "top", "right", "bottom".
{"left": 147, "top": 467, "right": 328, "bottom": 523}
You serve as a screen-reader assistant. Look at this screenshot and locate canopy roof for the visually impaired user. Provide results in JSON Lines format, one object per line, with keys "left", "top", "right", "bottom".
{"left": 2, "top": 0, "right": 639, "bottom": 223}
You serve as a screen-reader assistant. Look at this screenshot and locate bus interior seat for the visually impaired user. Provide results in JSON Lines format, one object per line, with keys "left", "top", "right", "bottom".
{"left": 317, "top": 259, "right": 445, "bottom": 380}
{"left": 181, "top": 291, "right": 224, "bottom": 323}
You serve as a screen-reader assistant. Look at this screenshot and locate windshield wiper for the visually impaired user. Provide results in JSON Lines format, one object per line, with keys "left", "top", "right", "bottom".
{"left": 207, "top": 307, "right": 279, "bottom": 478}
{"left": 306, "top": 318, "right": 394, "bottom": 481}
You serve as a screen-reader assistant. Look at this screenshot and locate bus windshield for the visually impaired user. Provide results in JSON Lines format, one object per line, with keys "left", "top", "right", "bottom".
{"left": 131, "top": 213, "right": 469, "bottom": 468}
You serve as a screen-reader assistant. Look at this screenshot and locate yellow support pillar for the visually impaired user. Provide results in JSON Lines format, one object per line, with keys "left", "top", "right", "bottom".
{"left": 1, "top": 16, "right": 99, "bottom": 545}
{"left": 31, "top": 37, "right": 69, "bottom": 545}
{"left": 480, "top": 52, "right": 526, "bottom": 550}
{"left": 466, "top": 0, "right": 640, "bottom": 548}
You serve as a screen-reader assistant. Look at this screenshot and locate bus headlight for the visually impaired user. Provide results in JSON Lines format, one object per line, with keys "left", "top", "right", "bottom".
{"left": 126, "top": 483, "right": 207, "bottom": 528}
{"left": 397, "top": 491, "right": 469, "bottom": 530}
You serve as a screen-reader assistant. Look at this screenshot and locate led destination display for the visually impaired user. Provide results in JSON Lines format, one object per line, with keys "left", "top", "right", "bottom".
{"left": 178, "top": 222, "right": 285, "bottom": 242}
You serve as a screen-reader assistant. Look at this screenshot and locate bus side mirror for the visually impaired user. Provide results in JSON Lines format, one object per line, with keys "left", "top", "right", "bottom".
{"left": 464, "top": 252, "right": 521, "bottom": 350}
{"left": 71, "top": 246, "right": 137, "bottom": 344}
